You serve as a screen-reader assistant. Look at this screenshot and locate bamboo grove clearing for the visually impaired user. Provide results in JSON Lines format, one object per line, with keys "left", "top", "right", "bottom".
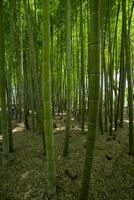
{"left": 0, "top": 0, "right": 134, "bottom": 200}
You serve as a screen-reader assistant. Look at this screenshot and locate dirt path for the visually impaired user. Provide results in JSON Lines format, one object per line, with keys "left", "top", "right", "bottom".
{"left": 0, "top": 119, "right": 134, "bottom": 200}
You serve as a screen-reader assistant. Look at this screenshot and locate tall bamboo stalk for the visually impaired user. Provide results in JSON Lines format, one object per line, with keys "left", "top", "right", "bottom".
{"left": 0, "top": 0, "right": 10, "bottom": 160}
{"left": 80, "top": 0, "right": 100, "bottom": 199}
{"left": 63, "top": 0, "right": 72, "bottom": 157}
{"left": 42, "top": 0, "right": 56, "bottom": 195}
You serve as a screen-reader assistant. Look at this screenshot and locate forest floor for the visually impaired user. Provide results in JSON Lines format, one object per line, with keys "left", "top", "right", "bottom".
{"left": 0, "top": 115, "right": 134, "bottom": 200}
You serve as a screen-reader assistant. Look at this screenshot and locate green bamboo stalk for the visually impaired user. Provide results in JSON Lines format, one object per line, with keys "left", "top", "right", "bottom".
{"left": 80, "top": 0, "right": 100, "bottom": 199}
{"left": 42, "top": 0, "right": 56, "bottom": 195}
{"left": 23, "top": 0, "right": 45, "bottom": 148}
{"left": 7, "top": 0, "right": 16, "bottom": 152}
{"left": 63, "top": 0, "right": 72, "bottom": 157}
{"left": 0, "top": 0, "right": 10, "bottom": 160}
{"left": 80, "top": 0, "right": 85, "bottom": 133}
{"left": 122, "top": 0, "right": 134, "bottom": 155}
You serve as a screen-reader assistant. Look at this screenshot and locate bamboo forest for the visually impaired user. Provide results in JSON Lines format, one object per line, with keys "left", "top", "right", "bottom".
{"left": 0, "top": 0, "right": 134, "bottom": 199}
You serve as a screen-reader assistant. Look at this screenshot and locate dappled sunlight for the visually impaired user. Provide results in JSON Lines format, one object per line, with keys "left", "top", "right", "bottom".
{"left": 0, "top": 135, "right": 2, "bottom": 141}
{"left": 0, "top": 0, "right": 133, "bottom": 199}
{"left": 56, "top": 127, "right": 65, "bottom": 131}
{"left": 54, "top": 126, "right": 65, "bottom": 133}
{"left": 12, "top": 122, "right": 25, "bottom": 133}
{"left": 124, "top": 119, "right": 129, "bottom": 123}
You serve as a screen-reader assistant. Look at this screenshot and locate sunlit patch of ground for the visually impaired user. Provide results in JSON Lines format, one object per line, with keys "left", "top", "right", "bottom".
{"left": 0, "top": 135, "right": 2, "bottom": 141}
{"left": 124, "top": 119, "right": 129, "bottom": 123}
{"left": 0, "top": 117, "right": 134, "bottom": 200}
{"left": 12, "top": 122, "right": 25, "bottom": 133}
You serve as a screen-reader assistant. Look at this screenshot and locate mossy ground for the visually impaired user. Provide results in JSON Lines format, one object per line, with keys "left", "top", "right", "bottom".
{"left": 0, "top": 116, "right": 134, "bottom": 200}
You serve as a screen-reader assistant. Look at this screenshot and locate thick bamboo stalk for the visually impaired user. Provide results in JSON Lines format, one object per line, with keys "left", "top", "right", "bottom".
{"left": 80, "top": 0, "right": 100, "bottom": 199}
{"left": 0, "top": 0, "right": 10, "bottom": 160}
{"left": 42, "top": 0, "right": 56, "bottom": 195}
